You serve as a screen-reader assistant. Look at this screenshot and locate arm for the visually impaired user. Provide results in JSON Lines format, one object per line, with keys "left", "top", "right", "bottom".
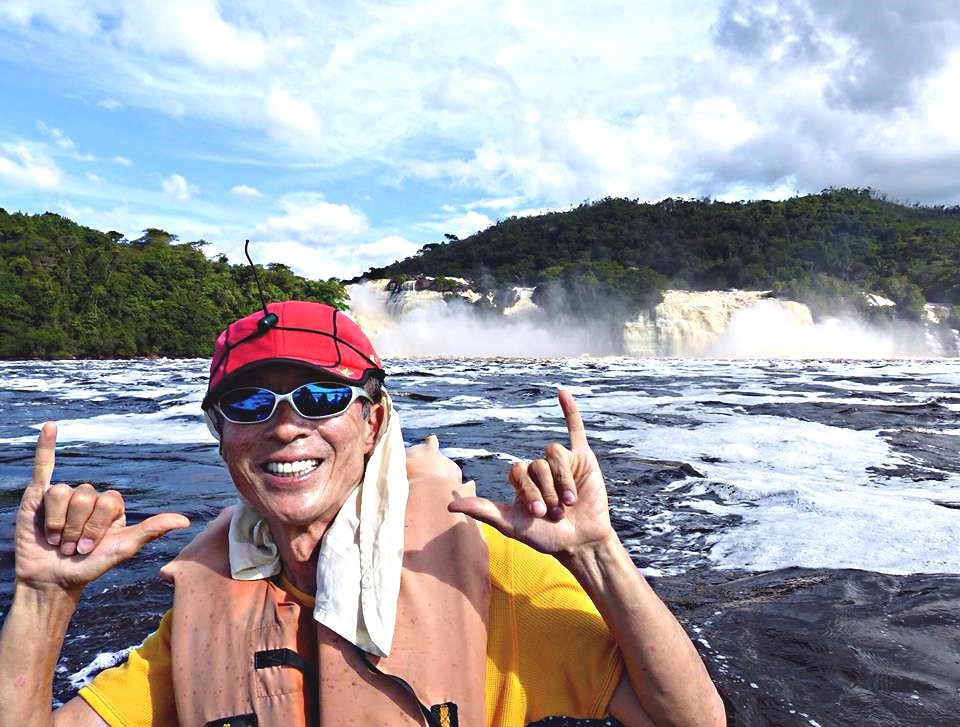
{"left": 0, "top": 422, "right": 189, "bottom": 727}
{"left": 449, "top": 391, "right": 725, "bottom": 727}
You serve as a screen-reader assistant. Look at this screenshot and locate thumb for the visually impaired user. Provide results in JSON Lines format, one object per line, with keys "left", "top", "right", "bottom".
{"left": 116, "top": 513, "right": 191, "bottom": 559}
{"left": 448, "top": 497, "right": 517, "bottom": 538}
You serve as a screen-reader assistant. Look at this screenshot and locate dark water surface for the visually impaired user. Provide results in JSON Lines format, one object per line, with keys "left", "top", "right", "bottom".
{"left": 2, "top": 357, "right": 960, "bottom": 725}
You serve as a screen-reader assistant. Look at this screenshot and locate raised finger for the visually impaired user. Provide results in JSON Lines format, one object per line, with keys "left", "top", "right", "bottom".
{"left": 509, "top": 461, "right": 547, "bottom": 518}
{"left": 559, "top": 390, "right": 589, "bottom": 450}
{"left": 43, "top": 483, "right": 76, "bottom": 546}
{"left": 76, "top": 490, "right": 125, "bottom": 555}
{"left": 58, "top": 484, "right": 100, "bottom": 556}
{"left": 29, "top": 422, "right": 57, "bottom": 492}
{"left": 545, "top": 442, "right": 577, "bottom": 506}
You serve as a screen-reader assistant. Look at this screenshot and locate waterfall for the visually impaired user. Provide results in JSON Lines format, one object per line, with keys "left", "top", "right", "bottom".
{"left": 345, "top": 280, "right": 959, "bottom": 358}
{"left": 623, "top": 290, "right": 814, "bottom": 357}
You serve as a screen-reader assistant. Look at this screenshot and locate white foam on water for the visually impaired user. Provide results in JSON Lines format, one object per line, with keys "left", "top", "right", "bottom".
{"left": 53, "top": 410, "right": 213, "bottom": 445}
{"left": 446, "top": 395, "right": 489, "bottom": 405}
{"left": 601, "top": 409, "right": 960, "bottom": 574}
{"left": 6, "top": 357, "right": 960, "bottom": 574}
{"left": 406, "top": 404, "right": 547, "bottom": 430}
{"left": 439, "top": 447, "right": 521, "bottom": 464}
{"left": 68, "top": 647, "right": 136, "bottom": 690}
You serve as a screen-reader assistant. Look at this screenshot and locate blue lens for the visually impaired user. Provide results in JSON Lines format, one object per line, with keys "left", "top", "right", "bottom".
{"left": 218, "top": 388, "right": 278, "bottom": 423}
{"left": 217, "top": 383, "right": 358, "bottom": 423}
{"left": 292, "top": 384, "right": 353, "bottom": 417}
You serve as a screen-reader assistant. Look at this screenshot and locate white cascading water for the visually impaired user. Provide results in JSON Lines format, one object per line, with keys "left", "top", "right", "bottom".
{"left": 346, "top": 281, "right": 958, "bottom": 359}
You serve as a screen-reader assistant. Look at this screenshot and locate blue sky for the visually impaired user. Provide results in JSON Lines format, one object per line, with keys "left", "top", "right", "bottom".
{"left": 2, "top": 1, "right": 960, "bottom": 280}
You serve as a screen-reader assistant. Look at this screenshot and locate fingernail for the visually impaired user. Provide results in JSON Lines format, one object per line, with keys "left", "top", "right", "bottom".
{"left": 47, "top": 533, "right": 61, "bottom": 546}
{"left": 550, "top": 506, "right": 565, "bottom": 520}
{"left": 529, "top": 501, "right": 547, "bottom": 517}
{"left": 77, "top": 537, "right": 95, "bottom": 555}
{"left": 562, "top": 491, "right": 576, "bottom": 505}
{"left": 60, "top": 541, "right": 77, "bottom": 556}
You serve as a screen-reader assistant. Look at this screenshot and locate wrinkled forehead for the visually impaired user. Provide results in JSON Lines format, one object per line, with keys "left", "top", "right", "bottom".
{"left": 223, "top": 362, "right": 347, "bottom": 392}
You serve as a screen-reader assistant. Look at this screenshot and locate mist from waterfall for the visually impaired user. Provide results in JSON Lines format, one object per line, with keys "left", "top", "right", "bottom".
{"left": 347, "top": 283, "right": 609, "bottom": 357}
{"left": 346, "top": 282, "right": 957, "bottom": 359}
{"left": 709, "top": 300, "right": 944, "bottom": 359}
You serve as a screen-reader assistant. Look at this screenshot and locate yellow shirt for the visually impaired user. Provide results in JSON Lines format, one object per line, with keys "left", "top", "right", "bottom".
{"left": 80, "top": 524, "right": 622, "bottom": 726}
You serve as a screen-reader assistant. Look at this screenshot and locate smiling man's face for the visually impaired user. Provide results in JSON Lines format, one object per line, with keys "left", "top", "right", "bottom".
{"left": 219, "top": 363, "right": 383, "bottom": 535}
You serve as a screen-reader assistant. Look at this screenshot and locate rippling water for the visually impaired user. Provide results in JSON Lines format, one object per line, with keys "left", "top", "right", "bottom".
{"left": 2, "top": 357, "right": 959, "bottom": 725}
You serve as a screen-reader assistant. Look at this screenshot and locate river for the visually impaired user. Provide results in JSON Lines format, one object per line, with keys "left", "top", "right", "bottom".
{"left": 1, "top": 357, "right": 959, "bottom": 725}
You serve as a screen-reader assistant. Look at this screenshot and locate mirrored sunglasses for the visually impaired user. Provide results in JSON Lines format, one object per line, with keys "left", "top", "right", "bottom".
{"left": 216, "top": 382, "right": 371, "bottom": 424}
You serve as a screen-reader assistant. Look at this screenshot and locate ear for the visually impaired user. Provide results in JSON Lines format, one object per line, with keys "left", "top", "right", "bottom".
{"left": 362, "top": 402, "right": 386, "bottom": 454}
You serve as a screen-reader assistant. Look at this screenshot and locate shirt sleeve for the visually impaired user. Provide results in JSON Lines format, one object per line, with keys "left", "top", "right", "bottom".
{"left": 482, "top": 524, "right": 623, "bottom": 726}
{"left": 78, "top": 610, "right": 177, "bottom": 727}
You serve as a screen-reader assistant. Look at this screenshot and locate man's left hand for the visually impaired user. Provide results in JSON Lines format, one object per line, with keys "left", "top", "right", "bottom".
{"left": 448, "top": 390, "right": 617, "bottom": 557}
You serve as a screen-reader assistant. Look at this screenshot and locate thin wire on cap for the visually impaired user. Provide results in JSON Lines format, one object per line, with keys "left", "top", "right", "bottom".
{"left": 244, "top": 240, "right": 280, "bottom": 335}
{"left": 244, "top": 239, "right": 272, "bottom": 318}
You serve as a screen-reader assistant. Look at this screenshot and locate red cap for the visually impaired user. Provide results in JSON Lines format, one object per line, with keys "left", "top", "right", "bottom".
{"left": 202, "top": 301, "right": 384, "bottom": 409}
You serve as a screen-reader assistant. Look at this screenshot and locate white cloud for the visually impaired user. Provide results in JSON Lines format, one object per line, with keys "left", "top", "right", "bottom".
{"left": 8, "top": 0, "right": 268, "bottom": 72}
{"left": 113, "top": 156, "right": 132, "bottom": 166}
{"left": 113, "top": 0, "right": 266, "bottom": 72}
{"left": 162, "top": 173, "right": 197, "bottom": 201}
{"left": 254, "top": 195, "right": 368, "bottom": 245}
{"left": 55, "top": 200, "right": 226, "bottom": 242}
{"left": 264, "top": 87, "right": 322, "bottom": 139}
{"left": 4, "top": 1, "right": 960, "bottom": 215}
{"left": 0, "top": 144, "right": 62, "bottom": 190}
{"left": 36, "top": 121, "right": 75, "bottom": 150}
{"left": 230, "top": 184, "right": 263, "bottom": 198}
{"left": 85, "top": 171, "right": 102, "bottom": 183}
{"left": 464, "top": 196, "right": 524, "bottom": 211}
{"left": 235, "top": 234, "right": 422, "bottom": 281}
{"left": 354, "top": 235, "right": 421, "bottom": 260}
{"left": 419, "top": 210, "right": 493, "bottom": 240}
{"left": 239, "top": 240, "right": 345, "bottom": 280}
{"left": 98, "top": 98, "right": 121, "bottom": 111}
{"left": 0, "top": 0, "right": 104, "bottom": 34}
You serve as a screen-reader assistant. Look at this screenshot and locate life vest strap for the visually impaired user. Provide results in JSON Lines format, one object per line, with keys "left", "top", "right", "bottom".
{"left": 359, "top": 648, "right": 451, "bottom": 727}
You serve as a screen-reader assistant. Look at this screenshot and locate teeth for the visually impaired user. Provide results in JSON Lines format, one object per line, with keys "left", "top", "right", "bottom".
{"left": 264, "top": 459, "right": 320, "bottom": 476}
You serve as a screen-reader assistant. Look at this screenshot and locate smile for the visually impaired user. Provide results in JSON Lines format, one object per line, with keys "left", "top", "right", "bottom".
{"left": 262, "top": 459, "right": 321, "bottom": 477}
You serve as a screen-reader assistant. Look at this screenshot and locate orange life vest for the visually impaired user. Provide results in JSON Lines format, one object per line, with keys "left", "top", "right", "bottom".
{"left": 160, "top": 445, "right": 490, "bottom": 726}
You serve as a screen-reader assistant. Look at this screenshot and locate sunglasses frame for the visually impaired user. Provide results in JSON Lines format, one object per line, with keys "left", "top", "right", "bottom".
{"left": 215, "top": 382, "right": 372, "bottom": 425}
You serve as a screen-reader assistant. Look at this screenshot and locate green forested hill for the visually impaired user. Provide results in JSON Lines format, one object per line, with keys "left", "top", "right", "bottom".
{"left": 367, "top": 188, "right": 960, "bottom": 320}
{"left": 0, "top": 211, "right": 345, "bottom": 358}
{"left": 5, "top": 188, "right": 960, "bottom": 358}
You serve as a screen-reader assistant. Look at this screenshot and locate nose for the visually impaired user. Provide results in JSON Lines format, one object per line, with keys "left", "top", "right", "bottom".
{"left": 268, "top": 399, "right": 312, "bottom": 440}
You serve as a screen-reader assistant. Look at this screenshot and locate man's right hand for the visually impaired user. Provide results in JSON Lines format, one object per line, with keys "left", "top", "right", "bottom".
{"left": 14, "top": 421, "right": 190, "bottom": 596}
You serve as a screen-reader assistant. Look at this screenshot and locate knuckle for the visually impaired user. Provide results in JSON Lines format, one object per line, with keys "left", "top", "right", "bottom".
{"left": 529, "top": 459, "right": 550, "bottom": 478}
{"left": 101, "top": 490, "right": 125, "bottom": 511}
{"left": 46, "top": 483, "right": 73, "bottom": 501}
{"left": 69, "top": 488, "right": 98, "bottom": 509}
{"left": 544, "top": 442, "right": 566, "bottom": 458}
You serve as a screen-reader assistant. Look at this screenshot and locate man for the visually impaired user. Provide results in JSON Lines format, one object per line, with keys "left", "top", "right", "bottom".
{"left": 0, "top": 301, "right": 725, "bottom": 726}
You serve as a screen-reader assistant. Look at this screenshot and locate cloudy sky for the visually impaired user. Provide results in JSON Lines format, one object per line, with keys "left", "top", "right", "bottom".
{"left": 2, "top": 1, "right": 959, "bottom": 280}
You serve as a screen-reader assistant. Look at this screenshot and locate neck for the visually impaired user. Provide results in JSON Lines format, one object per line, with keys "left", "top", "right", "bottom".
{"left": 270, "top": 522, "right": 330, "bottom": 594}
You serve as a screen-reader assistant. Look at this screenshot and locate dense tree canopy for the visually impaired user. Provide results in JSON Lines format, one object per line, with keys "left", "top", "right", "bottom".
{"left": 6, "top": 188, "right": 960, "bottom": 359}
{"left": 0, "top": 210, "right": 346, "bottom": 358}
{"left": 365, "top": 188, "right": 960, "bottom": 321}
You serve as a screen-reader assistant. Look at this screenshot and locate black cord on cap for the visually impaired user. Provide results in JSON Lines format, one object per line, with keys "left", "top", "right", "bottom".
{"left": 244, "top": 239, "right": 279, "bottom": 331}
